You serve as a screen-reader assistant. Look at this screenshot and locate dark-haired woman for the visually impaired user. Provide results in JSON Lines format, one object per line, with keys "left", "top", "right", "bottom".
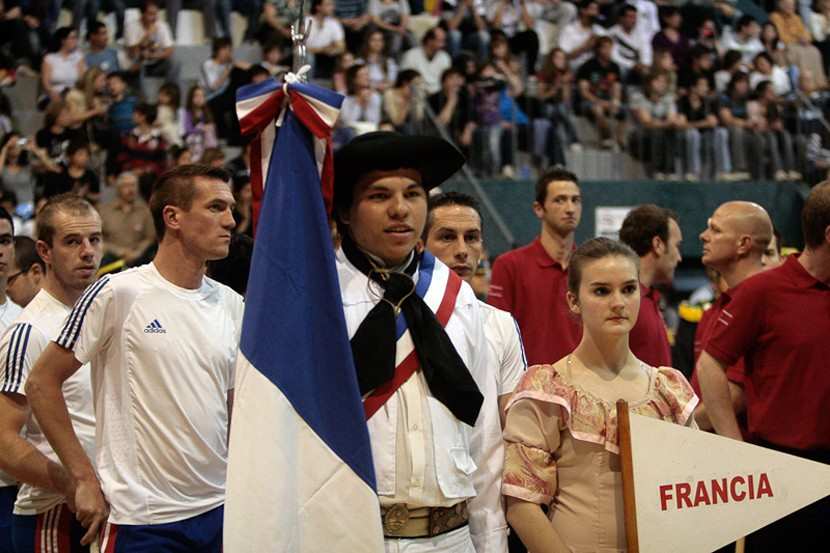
{"left": 503, "top": 237, "right": 697, "bottom": 553}
{"left": 41, "top": 27, "right": 86, "bottom": 106}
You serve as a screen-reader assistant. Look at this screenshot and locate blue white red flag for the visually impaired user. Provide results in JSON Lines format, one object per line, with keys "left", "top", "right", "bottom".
{"left": 224, "top": 77, "right": 384, "bottom": 552}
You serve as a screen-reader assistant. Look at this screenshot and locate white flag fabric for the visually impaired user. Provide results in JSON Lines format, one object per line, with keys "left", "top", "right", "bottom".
{"left": 629, "top": 414, "right": 830, "bottom": 553}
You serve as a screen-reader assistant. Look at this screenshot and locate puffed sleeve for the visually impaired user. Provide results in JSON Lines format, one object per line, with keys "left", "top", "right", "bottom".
{"left": 502, "top": 398, "right": 563, "bottom": 505}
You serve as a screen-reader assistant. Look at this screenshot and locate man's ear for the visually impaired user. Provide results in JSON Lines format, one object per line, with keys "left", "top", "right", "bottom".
{"left": 35, "top": 240, "right": 51, "bottom": 267}
{"left": 532, "top": 201, "right": 544, "bottom": 221}
{"left": 163, "top": 205, "right": 181, "bottom": 232}
{"left": 652, "top": 235, "right": 666, "bottom": 256}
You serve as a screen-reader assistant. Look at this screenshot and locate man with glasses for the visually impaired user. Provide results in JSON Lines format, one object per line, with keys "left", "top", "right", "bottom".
{"left": 6, "top": 237, "right": 45, "bottom": 309}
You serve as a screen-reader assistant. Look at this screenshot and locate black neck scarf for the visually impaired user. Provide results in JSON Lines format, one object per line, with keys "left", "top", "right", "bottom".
{"left": 342, "top": 234, "right": 483, "bottom": 427}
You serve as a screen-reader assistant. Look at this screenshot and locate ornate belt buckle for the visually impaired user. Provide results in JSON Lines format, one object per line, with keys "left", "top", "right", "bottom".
{"left": 383, "top": 504, "right": 410, "bottom": 533}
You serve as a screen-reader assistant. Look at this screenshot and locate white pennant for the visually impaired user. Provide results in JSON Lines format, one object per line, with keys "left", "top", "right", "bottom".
{"left": 629, "top": 414, "right": 830, "bottom": 553}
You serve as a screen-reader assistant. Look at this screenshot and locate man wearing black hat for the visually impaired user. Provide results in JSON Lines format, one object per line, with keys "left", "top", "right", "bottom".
{"left": 334, "top": 132, "right": 505, "bottom": 552}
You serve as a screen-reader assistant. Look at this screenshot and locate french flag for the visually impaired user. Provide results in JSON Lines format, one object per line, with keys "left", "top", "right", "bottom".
{"left": 224, "top": 78, "right": 384, "bottom": 551}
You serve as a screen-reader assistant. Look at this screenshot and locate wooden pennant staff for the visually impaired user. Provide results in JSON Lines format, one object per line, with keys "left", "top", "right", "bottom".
{"left": 617, "top": 399, "right": 640, "bottom": 553}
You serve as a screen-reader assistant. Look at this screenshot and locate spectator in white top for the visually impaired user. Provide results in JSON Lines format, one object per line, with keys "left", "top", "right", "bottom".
{"left": 41, "top": 27, "right": 86, "bottom": 105}
{"left": 339, "top": 63, "right": 383, "bottom": 133}
{"left": 306, "top": 0, "right": 346, "bottom": 79}
{"left": 811, "top": 0, "right": 830, "bottom": 41}
{"left": 487, "top": 0, "right": 542, "bottom": 73}
{"left": 720, "top": 15, "right": 765, "bottom": 64}
{"left": 357, "top": 29, "right": 398, "bottom": 91}
{"left": 27, "top": 165, "right": 243, "bottom": 549}
{"left": 401, "top": 26, "right": 452, "bottom": 95}
{"left": 629, "top": 0, "right": 659, "bottom": 44}
{"left": 125, "top": 0, "right": 179, "bottom": 83}
{"left": 202, "top": 37, "right": 253, "bottom": 143}
{"left": 609, "top": 3, "right": 652, "bottom": 80}
{"left": 559, "top": 0, "right": 605, "bottom": 69}
{"left": 749, "top": 51, "right": 792, "bottom": 97}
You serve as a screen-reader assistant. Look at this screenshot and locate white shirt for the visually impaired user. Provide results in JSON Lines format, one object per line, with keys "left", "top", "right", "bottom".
{"left": 720, "top": 28, "right": 764, "bottom": 64}
{"left": 470, "top": 301, "right": 525, "bottom": 553}
{"left": 44, "top": 50, "right": 84, "bottom": 94}
{"left": 202, "top": 59, "right": 231, "bottom": 99}
{"left": 304, "top": 15, "right": 345, "bottom": 51}
{"left": 55, "top": 264, "right": 244, "bottom": 525}
{"left": 609, "top": 24, "right": 653, "bottom": 70}
{"left": 336, "top": 251, "right": 505, "bottom": 552}
{"left": 558, "top": 21, "right": 606, "bottom": 69}
{"left": 0, "top": 298, "right": 23, "bottom": 489}
{"left": 124, "top": 19, "right": 174, "bottom": 66}
{"left": 750, "top": 66, "right": 792, "bottom": 96}
{"left": 400, "top": 47, "right": 451, "bottom": 95}
{"left": 0, "top": 291, "right": 94, "bottom": 515}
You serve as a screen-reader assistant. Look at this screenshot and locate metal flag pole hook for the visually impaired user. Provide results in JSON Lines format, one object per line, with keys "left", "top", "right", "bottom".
{"left": 291, "top": 0, "right": 311, "bottom": 79}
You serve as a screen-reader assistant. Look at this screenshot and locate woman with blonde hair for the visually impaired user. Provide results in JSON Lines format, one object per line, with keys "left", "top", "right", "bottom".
{"left": 503, "top": 237, "right": 697, "bottom": 553}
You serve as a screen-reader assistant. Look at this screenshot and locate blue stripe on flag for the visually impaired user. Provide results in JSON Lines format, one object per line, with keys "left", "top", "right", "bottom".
{"left": 287, "top": 82, "right": 345, "bottom": 109}
{"left": 236, "top": 77, "right": 281, "bottom": 102}
{"left": 240, "top": 110, "right": 376, "bottom": 490}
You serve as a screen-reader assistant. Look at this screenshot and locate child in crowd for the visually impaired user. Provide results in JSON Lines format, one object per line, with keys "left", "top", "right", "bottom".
{"left": 181, "top": 85, "right": 218, "bottom": 162}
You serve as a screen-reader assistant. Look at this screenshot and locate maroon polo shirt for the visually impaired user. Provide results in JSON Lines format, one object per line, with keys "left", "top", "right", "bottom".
{"left": 629, "top": 284, "right": 672, "bottom": 368}
{"left": 691, "top": 290, "right": 746, "bottom": 396}
{"left": 705, "top": 255, "right": 830, "bottom": 450}
{"left": 488, "top": 237, "right": 582, "bottom": 366}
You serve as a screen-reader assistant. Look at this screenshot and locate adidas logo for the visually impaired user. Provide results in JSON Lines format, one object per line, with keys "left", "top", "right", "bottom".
{"left": 144, "top": 319, "right": 167, "bottom": 334}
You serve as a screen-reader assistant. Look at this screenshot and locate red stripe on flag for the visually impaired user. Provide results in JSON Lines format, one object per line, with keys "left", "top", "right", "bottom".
{"left": 249, "top": 136, "right": 263, "bottom": 236}
{"left": 363, "top": 271, "right": 463, "bottom": 419}
{"left": 288, "top": 92, "right": 333, "bottom": 139}
{"left": 239, "top": 90, "right": 285, "bottom": 136}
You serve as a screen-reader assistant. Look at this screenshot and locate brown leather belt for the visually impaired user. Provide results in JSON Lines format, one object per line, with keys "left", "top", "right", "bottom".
{"left": 381, "top": 502, "right": 469, "bottom": 539}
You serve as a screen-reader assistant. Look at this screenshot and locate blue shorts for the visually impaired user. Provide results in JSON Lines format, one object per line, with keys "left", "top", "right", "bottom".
{"left": 0, "top": 486, "right": 16, "bottom": 553}
{"left": 99, "top": 506, "right": 222, "bottom": 553}
{"left": 11, "top": 502, "right": 87, "bottom": 553}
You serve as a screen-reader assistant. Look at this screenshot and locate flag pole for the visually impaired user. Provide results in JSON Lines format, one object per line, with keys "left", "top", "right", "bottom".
{"left": 291, "top": 0, "right": 311, "bottom": 78}
{"left": 617, "top": 399, "right": 640, "bottom": 553}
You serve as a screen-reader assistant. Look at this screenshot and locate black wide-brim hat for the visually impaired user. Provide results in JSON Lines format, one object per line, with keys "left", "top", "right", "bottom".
{"left": 334, "top": 132, "right": 466, "bottom": 211}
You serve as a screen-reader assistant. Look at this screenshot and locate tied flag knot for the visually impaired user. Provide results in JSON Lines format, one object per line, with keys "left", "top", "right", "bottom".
{"left": 237, "top": 73, "right": 339, "bottom": 233}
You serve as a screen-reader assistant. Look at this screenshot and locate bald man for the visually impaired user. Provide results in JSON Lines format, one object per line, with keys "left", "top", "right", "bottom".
{"left": 698, "top": 186, "right": 830, "bottom": 552}
{"left": 691, "top": 201, "right": 773, "bottom": 431}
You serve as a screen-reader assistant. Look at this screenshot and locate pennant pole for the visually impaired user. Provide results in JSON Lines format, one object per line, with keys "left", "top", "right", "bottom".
{"left": 617, "top": 399, "right": 640, "bottom": 553}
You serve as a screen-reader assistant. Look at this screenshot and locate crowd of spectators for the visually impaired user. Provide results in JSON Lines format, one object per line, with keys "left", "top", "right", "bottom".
{"left": 0, "top": 0, "right": 829, "bottom": 241}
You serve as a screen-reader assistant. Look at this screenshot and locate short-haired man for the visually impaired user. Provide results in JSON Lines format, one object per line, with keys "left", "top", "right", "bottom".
{"left": 691, "top": 201, "right": 773, "bottom": 431}
{"left": 400, "top": 27, "right": 452, "bottom": 95}
{"left": 698, "top": 183, "right": 830, "bottom": 552}
{"left": 0, "top": 195, "right": 101, "bottom": 552}
{"left": 618, "top": 204, "right": 683, "bottom": 367}
{"left": 424, "top": 191, "right": 526, "bottom": 551}
{"left": 0, "top": 207, "right": 21, "bottom": 553}
{"left": 26, "top": 165, "right": 243, "bottom": 551}
{"left": 6, "top": 236, "right": 44, "bottom": 308}
{"left": 608, "top": 4, "right": 653, "bottom": 79}
{"left": 333, "top": 132, "right": 502, "bottom": 552}
{"left": 99, "top": 172, "right": 156, "bottom": 265}
{"left": 489, "top": 167, "right": 582, "bottom": 366}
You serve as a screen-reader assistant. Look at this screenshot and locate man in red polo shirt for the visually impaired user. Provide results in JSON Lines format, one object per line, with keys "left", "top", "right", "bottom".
{"left": 618, "top": 204, "right": 682, "bottom": 367}
{"left": 698, "top": 184, "right": 830, "bottom": 552}
{"left": 691, "top": 201, "right": 773, "bottom": 433}
{"left": 488, "top": 167, "right": 582, "bottom": 366}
